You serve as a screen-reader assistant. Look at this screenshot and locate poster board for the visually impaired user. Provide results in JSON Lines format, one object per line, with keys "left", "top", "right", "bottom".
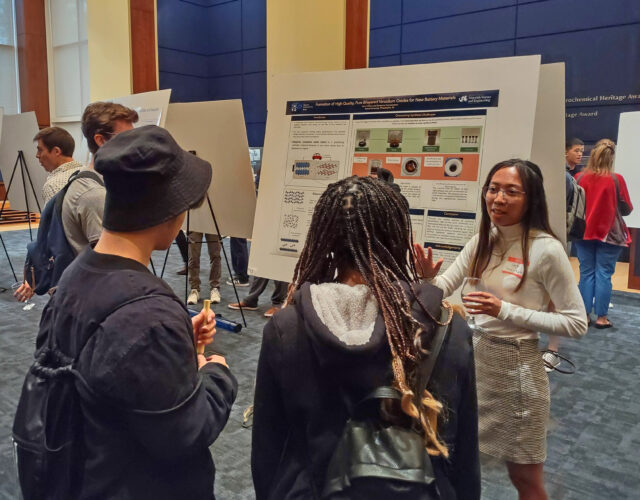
{"left": 0, "top": 112, "right": 47, "bottom": 213}
{"left": 530, "top": 63, "right": 567, "bottom": 245}
{"left": 111, "top": 89, "right": 171, "bottom": 128}
{"left": 614, "top": 111, "right": 640, "bottom": 229}
{"left": 249, "top": 55, "right": 543, "bottom": 282}
{"left": 164, "top": 100, "right": 256, "bottom": 238}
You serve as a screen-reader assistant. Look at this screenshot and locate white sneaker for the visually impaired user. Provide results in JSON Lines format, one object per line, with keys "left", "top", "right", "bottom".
{"left": 210, "top": 288, "right": 221, "bottom": 304}
{"left": 187, "top": 289, "right": 200, "bottom": 305}
{"left": 542, "top": 351, "right": 561, "bottom": 373}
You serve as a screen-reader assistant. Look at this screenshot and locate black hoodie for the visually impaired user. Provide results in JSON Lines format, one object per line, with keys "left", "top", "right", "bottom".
{"left": 252, "top": 281, "right": 480, "bottom": 499}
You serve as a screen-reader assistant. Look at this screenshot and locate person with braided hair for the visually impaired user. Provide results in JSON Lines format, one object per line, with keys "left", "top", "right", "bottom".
{"left": 416, "top": 159, "right": 588, "bottom": 500}
{"left": 251, "top": 176, "right": 479, "bottom": 499}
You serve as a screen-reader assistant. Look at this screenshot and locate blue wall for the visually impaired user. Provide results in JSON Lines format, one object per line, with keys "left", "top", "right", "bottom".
{"left": 369, "top": 0, "right": 640, "bottom": 144}
{"left": 157, "top": 0, "right": 266, "bottom": 147}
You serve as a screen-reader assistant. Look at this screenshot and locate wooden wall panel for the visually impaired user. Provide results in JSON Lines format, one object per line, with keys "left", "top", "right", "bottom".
{"left": 628, "top": 229, "right": 640, "bottom": 289}
{"left": 345, "top": 0, "right": 368, "bottom": 69}
{"left": 130, "top": 0, "right": 158, "bottom": 93}
{"left": 15, "top": 0, "right": 50, "bottom": 127}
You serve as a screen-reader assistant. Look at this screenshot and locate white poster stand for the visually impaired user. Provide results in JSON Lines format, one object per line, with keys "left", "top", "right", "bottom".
{"left": 164, "top": 100, "right": 256, "bottom": 238}
{"left": 249, "top": 55, "right": 545, "bottom": 282}
{"left": 111, "top": 89, "right": 172, "bottom": 128}
{"left": 530, "top": 63, "right": 567, "bottom": 245}
{"left": 0, "top": 111, "right": 47, "bottom": 213}
{"left": 614, "top": 111, "right": 640, "bottom": 229}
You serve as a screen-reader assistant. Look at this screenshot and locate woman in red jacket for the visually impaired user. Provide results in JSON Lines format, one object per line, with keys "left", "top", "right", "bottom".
{"left": 575, "top": 139, "right": 633, "bottom": 328}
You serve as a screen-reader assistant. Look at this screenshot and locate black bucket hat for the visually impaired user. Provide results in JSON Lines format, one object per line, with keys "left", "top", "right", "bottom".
{"left": 94, "top": 125, "right": 212, "bottom": 232}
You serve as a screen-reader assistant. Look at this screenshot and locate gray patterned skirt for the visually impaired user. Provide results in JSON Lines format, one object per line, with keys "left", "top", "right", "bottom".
{"left": 473, "top": 333, "right": 550, "bottom": 464}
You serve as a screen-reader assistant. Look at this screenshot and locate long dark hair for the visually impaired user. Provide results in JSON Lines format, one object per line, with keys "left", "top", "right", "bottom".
{"left": 471, "top": 159, "right": 556, "bottom": 291}
{"left": 288, "top": 176, "right": 448, "bottom": 456}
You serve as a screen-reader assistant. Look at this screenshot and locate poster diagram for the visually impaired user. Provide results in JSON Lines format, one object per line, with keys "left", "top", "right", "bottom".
{"left": 274, "top": 90, "right": 498, "bottom": 267}
{"left": 292, "top": 159, "right": 340, "bottom": 180}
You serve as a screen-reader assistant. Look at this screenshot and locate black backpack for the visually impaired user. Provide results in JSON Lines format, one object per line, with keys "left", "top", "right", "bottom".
{"left": 24, "top": 170, "right": 103, "bottom": 295}
{"left": 567, "top": 175, "right": 586, "bottom": 241}
{"left": 12, "top": 293, "right": 194, "bottom": 500}
{"left": 322, "top": 304, "right": 452, "bottom": 500}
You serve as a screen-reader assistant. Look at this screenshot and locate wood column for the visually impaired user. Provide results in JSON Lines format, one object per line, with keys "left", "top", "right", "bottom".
{"left": 130, "top": 0, "right": 158, "bottom": 93}
{"left": 628, "top": 228, "right": 640, "bottom": 289}
{"left": 15, "top": 0, "right": 50, "bottom": 127}
{"left": 345, "top": 0, "right": 368, "bottom": 69}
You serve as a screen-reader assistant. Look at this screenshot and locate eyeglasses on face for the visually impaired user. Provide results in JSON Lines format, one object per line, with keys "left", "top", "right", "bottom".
{"left": 483, "top": 185, "right": 526, "bottom": 200}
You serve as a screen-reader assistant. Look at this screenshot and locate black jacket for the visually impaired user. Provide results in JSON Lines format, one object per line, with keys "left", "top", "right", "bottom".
{"left": 251, "top": 281, "right": 480, "bottom": 500}
{"left": 35, "top": 249, "right": 237, "bottom": 499}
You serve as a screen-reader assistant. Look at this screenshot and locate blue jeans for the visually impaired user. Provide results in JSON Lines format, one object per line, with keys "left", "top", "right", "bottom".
{"left": 574, "top": 240, "right": 623, "bottom": 317}
{"left": 230, "top": 237, "right": 249, "bottom": 282}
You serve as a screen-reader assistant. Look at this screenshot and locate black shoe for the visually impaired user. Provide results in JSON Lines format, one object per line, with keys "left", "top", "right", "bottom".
{"left": 176, "top": 266, "right": 187, "bottom": 276}
{"left": 226, "top": 277, "right": 250, "bottom": 287}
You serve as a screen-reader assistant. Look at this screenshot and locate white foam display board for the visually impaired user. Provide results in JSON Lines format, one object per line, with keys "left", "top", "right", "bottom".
{"left": 249, "top": 55, "right": 544, "bottom": 282}
{"left": 0, "top": 112, "right": 47, "bottom": 213}
{"left": 530, "top": 63, "right": 567, "bottom": 245}
{"left": 614, "top": 111, "right": 640, "bottom": 229}
{"left": 164, "top": 100, "right": 257, "bottom": 238}
{"left": 111, "top": 89, "right": 171, "bottom": 128}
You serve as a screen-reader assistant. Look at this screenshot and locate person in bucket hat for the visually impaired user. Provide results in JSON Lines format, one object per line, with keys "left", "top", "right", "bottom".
{"left": 32, "top": 125, "right": 237, "bottom": 499}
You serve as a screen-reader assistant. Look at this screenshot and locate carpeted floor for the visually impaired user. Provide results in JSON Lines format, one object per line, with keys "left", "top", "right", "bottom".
{"left": 1, "top": 229, "right": 639, "bottom": 499}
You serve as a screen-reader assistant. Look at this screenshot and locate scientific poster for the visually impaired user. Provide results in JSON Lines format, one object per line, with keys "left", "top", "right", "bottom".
{"left": 276, "top": 92, "right": 495, "bottom": 265}
{"left": 250, "top": 56, "right": 543, "bottom": 282}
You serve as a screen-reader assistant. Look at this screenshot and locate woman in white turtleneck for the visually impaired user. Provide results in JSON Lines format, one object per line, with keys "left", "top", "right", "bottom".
{"left": 416, "top": 159, "right": 587, "bottom": 500}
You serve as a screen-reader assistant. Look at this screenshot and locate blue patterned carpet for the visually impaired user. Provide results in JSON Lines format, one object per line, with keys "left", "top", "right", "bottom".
{"left": 1, "top": 229, "right": 639, "bottom": 499}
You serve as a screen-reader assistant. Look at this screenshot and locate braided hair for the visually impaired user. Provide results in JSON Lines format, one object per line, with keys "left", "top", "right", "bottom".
{"left": 288, "top": 176, "right": 448, "bottom": 457}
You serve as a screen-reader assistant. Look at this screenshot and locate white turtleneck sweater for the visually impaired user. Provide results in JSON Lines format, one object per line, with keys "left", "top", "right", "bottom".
{"left": 433, "top": 224, "right": 588, "bottom": 340}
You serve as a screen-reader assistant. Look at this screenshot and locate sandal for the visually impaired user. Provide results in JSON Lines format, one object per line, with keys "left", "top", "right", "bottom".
{"left": 594, "top": 321, "right": 613, "bottom": 329}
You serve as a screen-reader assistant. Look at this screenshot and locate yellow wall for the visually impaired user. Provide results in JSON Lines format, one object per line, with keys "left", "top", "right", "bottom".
{"left": 267, "top": 0, "right": 346, "bottom": 101}
{"left": 87, "top": 0, "right": 132, "bottom": 101}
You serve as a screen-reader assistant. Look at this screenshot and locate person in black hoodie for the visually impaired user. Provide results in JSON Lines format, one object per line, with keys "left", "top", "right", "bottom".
{"left": 251, "top": 176, "right": 479, "bottom": 499}
{"left": 34, "top": 125, "right": 237, "bottom": 499}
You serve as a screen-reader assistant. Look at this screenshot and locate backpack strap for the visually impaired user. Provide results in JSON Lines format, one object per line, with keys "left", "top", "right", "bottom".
{"left": 355, "top": 304, "right": 452, "bottom": 407}
{"left": 53, "top": 169, "right": 104, "bottom": 217}
{"left": 416, "top": 304, "right": 452, "bottom": 398}
{"left": 613, "top": 174, "right": 623, "bottom": 209}
{"left": 36, "top": 291, "right": 200, "bottom": 415}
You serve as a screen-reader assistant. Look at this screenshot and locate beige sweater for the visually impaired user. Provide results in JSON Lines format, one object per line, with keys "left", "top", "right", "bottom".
{"left": 433, "top": 224, "right": 588, "bottom": 340}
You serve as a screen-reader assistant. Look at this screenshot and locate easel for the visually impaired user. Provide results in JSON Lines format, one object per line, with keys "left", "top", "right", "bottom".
{"left": 0, "top": 151, "right": 41, "bottom": 291}
{"left": 157, "top": 194, "right": 247, "bottom": 328}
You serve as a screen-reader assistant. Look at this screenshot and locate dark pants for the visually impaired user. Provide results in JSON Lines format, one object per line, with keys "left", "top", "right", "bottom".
{"left": 243, "top": 278, "right": 288, "bottom": 307}
{"left": 230, "top": 237, "right": 249, "bottom": 282}
{"left": 175, "top": 230, "right": 188, "bottom": 264}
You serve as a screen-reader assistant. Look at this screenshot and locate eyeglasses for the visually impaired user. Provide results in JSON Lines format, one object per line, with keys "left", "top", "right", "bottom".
{"left": 483, "top": 185, "right": 526, "bottom": 200}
